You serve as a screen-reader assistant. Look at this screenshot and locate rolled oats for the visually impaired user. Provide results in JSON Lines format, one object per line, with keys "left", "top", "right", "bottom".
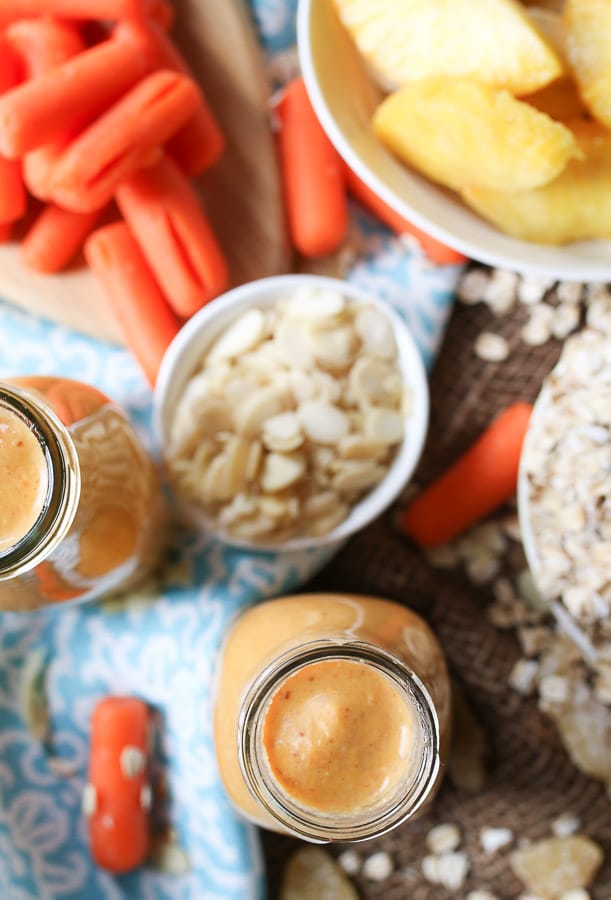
{"left": 551, "top": 814, "right": 581, "bottom": 839}
{"left": 474, "top": 332, "right": 510, "bottom": 362}
{"left": 167, "top": 290, "right": 408, "bottom": 542}
{"left": 425, "top": 823, "right": 461, "bottom": 855}
{"left": 362, "top": 851, "right": 394, "bottom": 881}
{"left": 422, "top": 852, "right": 470, "bottom": 891}
{"left": 479, "top": 826, "right": 513, "bottom": 854}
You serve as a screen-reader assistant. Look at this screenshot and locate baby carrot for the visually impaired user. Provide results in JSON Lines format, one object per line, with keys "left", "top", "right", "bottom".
{"left": 344, "top": 165, "right": 468, "bottom": 266}
{"left": 0, "top": 37, "right": 25, "bottom": 224}
{"left": 116, "top": 154, "right": 228, "bottom": 317}
{"left": 145, "top": 0, "right": 174, "bottom": 30}
{"left": 119, "top": 21, "right": 225, "bottom": 175}
{"left": 6, "top": 19, "right": 86, "bottom": 78}
{"left": 22, "top": 203, "right": 103, "bottom": 272}
{"left": 401, "top": 403, "right": 533, "bottom": 548}
{"left": 50, "top": 70, "right": 200, "bottom": 213}
{"left": 0, "top": 36, "right": 23, "bottom": 91}
{"left": 0, "top": 157, "right": 26, "bottom": 224}
{"left": 85, "top": 222, "right": 180, "bottom": 385}
{"left": 0, "top": 27, "right": 158, "bottom": 158}
{"left": 0, "top": 0, "right": 150, "bottom": 27}
{"left": 86, "top": 697, "right": 153, "bottom": 873}
{"left": 14, "top": 19, "right": 87, "bottom": 203}
{"left": 276, "top": 77, "right": 347, "bottom": 258}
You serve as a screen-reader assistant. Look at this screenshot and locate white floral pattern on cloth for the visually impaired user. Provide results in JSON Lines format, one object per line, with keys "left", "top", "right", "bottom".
{"left": 0, "top": 3, "right": 462, "bottom": 898}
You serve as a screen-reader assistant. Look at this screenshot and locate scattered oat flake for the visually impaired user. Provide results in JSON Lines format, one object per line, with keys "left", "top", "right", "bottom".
{"left": 480, "top": 826, "right": 513, "bottom": 854}
{"left": 426, "top": 823, "right": 461, "bottom": 855}
{"left": 474, "top": 332, "right": 510, "bottom": 362}
{"left": 509, "top": 659, "right": 539, "bottom": 695}
{"left": 151, "top": 839, "right": 191, "bottom": 877}
{"left": 457, "top": 267, "right": 491, "bottom": 304}
{"left": 467, "top": 892, "right": 500, "bottom": 900}
{"left": 336, "top": 849, "right": 361, "bottom": 876}
{"left": 362, "top": 851, "right": 394, "bottom": 881}
{"left": 552, "top": 815, "right": 581, "bottom": 839}
{"left": 510, "top": 836, "right": 603, "bottom": 898}
{"left": 518, "top": 276, "right": 555, "bottom": 305}
{"left": 560, "top": 889, "right": 591, "bottom": 900}
{"left": 281, "top": 847, "right": 358, "bottom": 900}
{"left": 422, "top": 852, "right": 469, "bottom": 891}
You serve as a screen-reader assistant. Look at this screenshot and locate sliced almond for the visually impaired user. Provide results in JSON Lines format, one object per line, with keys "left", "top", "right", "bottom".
{"left": 364, "top": 407, "right": 404, "bottom": 445}
{"left": 207, "top": 308, "right": 266, "bottom": 362}
{"left": 308, "top": 502, "right": 349, "bottom": 536}
{"left": 303, "top": 490, "right": 340, "bottom": 519}
{"left": 354, "top": 306, "right": 397, "bottom": 359}
{"left": 275, "top": 316, "right": 315, "bottom": 369}
{"left": 338, "top": 435, "right": 387, "bottom": 460}
{"left": 262, "top": 412, "right": 304, "bottom": 452}
{"left": 299, "top": 401, "right": 350, "bottom": 445}
{"left": 310, "top": 326, "right": 357, "bottom": 369}
{"left": 235, "top": 386, "right": 287, "bottom": 437}
{"left": 332, "top": 460, "right": 386, "bottom": 494}
{"left": 284, "top": 288, "right": 346, "bottom": 322}
{"left": 348, "top": 357, "right": 397, "bottom": 406}
{"left": 261, "top": 452, "right": 306, "bottom": 492}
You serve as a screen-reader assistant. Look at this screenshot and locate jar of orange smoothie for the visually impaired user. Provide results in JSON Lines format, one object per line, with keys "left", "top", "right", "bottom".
{"left": 0, "top": 377, "right": 165, "bottom": 611}
{"left": 214, "top": 593, "right": 451, "bottom": 842}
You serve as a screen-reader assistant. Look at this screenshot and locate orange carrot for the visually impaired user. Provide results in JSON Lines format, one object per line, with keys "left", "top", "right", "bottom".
{"left": 0, "top": 0, "right": 151, "bottom": 27}
{"left": 7, "top": 19, "right": 86, "bottom": 78}
{"left": 14, "top": 19, "right": 88, "bottom": 203}
{"left": 0, "top": 157, "right": 26, "bottom": 224}
{"left": 344, "top": 165, "right": 468, "bottom": 266}
{"left": 0, "top": 37, "right": 25, "bottom": 224}
{"left": 0, "top": 223, "right": 12, "bottom": 242}
{"left": 401, "top": 403, "right": 533, "bottom": 548}
{"left": 22, "top": 203, "right": 103, "bottom": 272}
{"left": 276, "top": 77, "right": 348, "bottom": 258}
{"left": 23, "top": 146, "right": 62, "bottom": 200}
{"left": 0, "top": 35, "right": 23, "bottom": 91}
{"left": 119, "top": 20, "right": 224, "bottom": 175}
{"left": 0, "top": 27, "right": 158, "bottom": 158}
{"left": 116, "top": 154, "right": 228, "bottom": 317}
{"left": 145, "top": 0, "right": 174, "bottom": 30}
{"left": 51, "top": 71, "right": 200, "bottom": 212}
{"left": 87, "top": 696, "right": 153, "bottom": 873}
{"left": 85, "top": 222, "right": 180, "bottom": 385}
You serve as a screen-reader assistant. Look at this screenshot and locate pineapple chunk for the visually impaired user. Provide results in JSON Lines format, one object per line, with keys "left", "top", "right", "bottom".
{"left": 332, "top": 0, "right": 563, "bottom": 94}
{"left": 372, "top": 77, "right": 579, "bottom": 193}
{"left": 462, "top": 120, "right": 611, "bottom": 243}
{"left": 564, "top": 0, "right": 611, "bottom": 127}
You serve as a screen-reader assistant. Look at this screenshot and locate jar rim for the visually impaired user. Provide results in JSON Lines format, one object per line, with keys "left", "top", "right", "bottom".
{"left": 238, "top": 639, "right": 441, "bottom": 842}
{"left": 0, "top": 383, "right": 81, "bottom": 580}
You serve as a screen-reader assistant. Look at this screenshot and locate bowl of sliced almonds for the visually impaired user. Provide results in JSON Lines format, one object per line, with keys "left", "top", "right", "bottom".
{"left": 153, "top": 274, "right": 429, "bottom": 551}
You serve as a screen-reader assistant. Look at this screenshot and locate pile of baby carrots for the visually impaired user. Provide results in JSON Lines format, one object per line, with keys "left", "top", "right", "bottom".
{"left": 0, "top": 0, "right": 229, "bottom": 384}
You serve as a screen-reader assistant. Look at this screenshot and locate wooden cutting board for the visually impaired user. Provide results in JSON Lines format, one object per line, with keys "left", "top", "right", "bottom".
{"left": 0, "top": 0, "right": 291, "bottom": 344}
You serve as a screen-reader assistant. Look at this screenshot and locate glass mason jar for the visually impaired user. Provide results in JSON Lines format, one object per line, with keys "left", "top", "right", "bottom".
{"left": 214, "top": 593, "right": 451, "bottom": 842}
{"left": 0, "top": 377, "right": 165, "bottom": 612}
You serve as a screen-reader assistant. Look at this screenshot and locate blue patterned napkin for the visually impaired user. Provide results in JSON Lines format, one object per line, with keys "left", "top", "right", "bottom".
{"left": 0, "top": 4, "right": 463, "bottom": 898}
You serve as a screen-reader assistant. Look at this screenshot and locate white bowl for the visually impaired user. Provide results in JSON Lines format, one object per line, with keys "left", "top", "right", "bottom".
{"left": 153, "top": 274, "right": 429, "bottom": 552}
{"left": 297, "top": 0, "right": 611, "bottom": 281}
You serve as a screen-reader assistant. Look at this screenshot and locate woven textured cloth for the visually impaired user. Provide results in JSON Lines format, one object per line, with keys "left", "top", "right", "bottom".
{"left": 262, "top": 281, "right": 611, "bottom": 899}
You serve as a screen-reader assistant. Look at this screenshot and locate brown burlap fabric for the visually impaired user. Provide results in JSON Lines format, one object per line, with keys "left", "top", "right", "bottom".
{"left": 262, "top": 277, "right": 611, "bottom": 898}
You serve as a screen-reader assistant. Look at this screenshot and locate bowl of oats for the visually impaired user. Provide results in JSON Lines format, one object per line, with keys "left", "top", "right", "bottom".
{"left": 153, "top": 274, "right": 429, "bottom": 550}
{"left": 518, "top": 315, "right": 611, "bottom": 664}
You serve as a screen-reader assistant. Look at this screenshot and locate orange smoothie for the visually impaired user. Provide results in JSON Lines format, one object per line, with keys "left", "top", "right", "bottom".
{"left": 0, "top": 407, "right": 48, "bottom": 553}
{"left": 214, "top": 594, "right": 451, "bottom": 834}
{"left": 262, "top": 658, "right": 414, "bottom": 814}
